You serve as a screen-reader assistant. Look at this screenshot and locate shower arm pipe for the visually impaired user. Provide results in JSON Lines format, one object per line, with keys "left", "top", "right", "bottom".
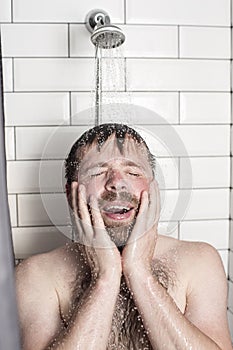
{"left": 0, "top": 31, "right": 21, "bottom": 349}
{"left": 95, "top": 44, "right": 102, "bottom": 126}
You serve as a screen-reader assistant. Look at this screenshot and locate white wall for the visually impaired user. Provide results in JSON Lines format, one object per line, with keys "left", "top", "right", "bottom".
{"left": 1, "top": 0, "right": 232, "bottom": 336}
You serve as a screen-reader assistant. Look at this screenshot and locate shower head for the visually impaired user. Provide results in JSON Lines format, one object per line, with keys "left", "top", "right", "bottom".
{"left": 85, "top": 9, "right": 125, "bottom": 49}
{"left": 91, "top": 24, "right": 125, "bottom": 49}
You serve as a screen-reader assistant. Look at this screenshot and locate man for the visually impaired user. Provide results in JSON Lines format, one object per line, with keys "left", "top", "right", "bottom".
{"left": 15, "top": 123, "right": 232, "bottom": 350}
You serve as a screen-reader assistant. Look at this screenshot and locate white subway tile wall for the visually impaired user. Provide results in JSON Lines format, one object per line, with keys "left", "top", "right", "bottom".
{"left": 13, "top": 0, "right": 125, "bottom": 23}
{"left": 228, "top": 310, "right": 233, "bottom": 340}
{"left": 1, "top": 0, "right": 232, "bottom": 331}
{"left": 179, "top": 27, "right": 231, "bottom": 59}
{"left": 127, "top": 59, "right": 230, "bottom": 91}
{"left": 126, "top": 0, "right": 230, "bottom": 25}
{"left": 0, "top": 0, "right": 11, "bottom": 22}
{"left": 4, "top": 92, "right": 70, "bottom": 126}
{"left": 1, "top": 24, "right": 68, "bottom": 57}
{"left": 180, "top": 92, "right": 231, "bottom": 124}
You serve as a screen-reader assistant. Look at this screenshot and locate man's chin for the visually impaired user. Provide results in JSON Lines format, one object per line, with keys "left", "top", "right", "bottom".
{"left": 105, "top": 222, "right": 134, "bottom": 248}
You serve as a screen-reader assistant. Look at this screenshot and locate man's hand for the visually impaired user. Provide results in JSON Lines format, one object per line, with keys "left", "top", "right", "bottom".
{"left": 71, "top": 182, "right": 122, "bottom": 279}
{"left": 121, "top": 179, "right": 160, "bottom": 275}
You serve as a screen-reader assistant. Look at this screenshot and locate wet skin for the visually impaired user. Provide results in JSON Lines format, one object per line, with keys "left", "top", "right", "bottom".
{"left": 15, "top": 135, "right": 233, "bottom": 350}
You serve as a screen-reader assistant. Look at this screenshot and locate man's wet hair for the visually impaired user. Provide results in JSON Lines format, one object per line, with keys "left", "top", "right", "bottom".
{"left": 65, "top": 123, "right": 156, "bottom": 185}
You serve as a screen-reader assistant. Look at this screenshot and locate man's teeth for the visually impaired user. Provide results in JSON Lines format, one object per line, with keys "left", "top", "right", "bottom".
{"left": 104, "top": 206, "right": 131, "bottom": 214}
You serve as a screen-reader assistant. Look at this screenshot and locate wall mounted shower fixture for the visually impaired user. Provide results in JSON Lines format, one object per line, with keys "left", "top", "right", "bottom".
{"left": 85, "top": 9, "right": 125, "bottom": 49}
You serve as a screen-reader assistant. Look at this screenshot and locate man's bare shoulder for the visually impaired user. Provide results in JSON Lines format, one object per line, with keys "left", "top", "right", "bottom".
{"left": 155, "top": 234, "right": 225, "bottom": 280}
{"left": 157, "top": 234, "right": 222, "bottom": 260}
{"left": 15, "top": 242, "right": 80, "bottom": 287}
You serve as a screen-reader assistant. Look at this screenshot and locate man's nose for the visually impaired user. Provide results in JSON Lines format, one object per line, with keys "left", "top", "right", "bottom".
{"left": 105, "top": 170, "right": 127, "bottom": 192}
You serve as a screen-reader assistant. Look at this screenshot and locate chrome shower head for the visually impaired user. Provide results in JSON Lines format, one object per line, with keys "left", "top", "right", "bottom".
{"left": 85, "top": 9, "right": 125, "bottom": 49}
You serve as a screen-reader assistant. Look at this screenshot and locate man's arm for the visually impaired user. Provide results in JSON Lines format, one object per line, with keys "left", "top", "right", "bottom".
{"left": 16, "top": 254, "right": 121, "bottom": 350}
{"left": 16, "top": 184, "right": 122, "bottom": 350}
{"left": 122, "top": 182, "right": 232, "bottom": 350}
{"left": 124, "top": 242, "right": 232, "bottom": 350}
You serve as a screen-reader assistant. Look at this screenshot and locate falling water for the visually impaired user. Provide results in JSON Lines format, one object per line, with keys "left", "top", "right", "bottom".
{"left": 93, "top": 35, "right": 133, "bottom": 126}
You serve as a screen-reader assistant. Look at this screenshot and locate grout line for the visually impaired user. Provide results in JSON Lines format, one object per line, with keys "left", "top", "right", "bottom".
{"left": 228, "top": 0, "right": 232, "bottom": 287}
{"left": 11, "top": 0, "right": 13, "bottom": 23}
{"left": 6, "top": 56, "right": 231, "bottom": 61}
{"left": 69, "top": 91, "right": 72, "bottom": 124}
{"left": 67, "top": 23, "right": 70, "bottom": 58}
{"left": 7, "top": 22, "right": 231, "bottom": 28}
{"left": 178, "top": 91, "right": 181, "bottom": 124}
{"left": 13, "top": 125, "right": 16, "bottom": 160}
{"left": 11, "top": 188, "right": 231, "bottom": 195}
{"left": 11, "top": 58, "right": 14, "bottom": 91}
{"left": 15, "top": 194, "right": 19, "bottom": 227}
{"left": 177, "top": 25, "right": 180, "bottom": 58}
{"left": 124, "top": 0, "right": 127, "bottom": 24}
{"left": 6, "top": 122, "right": 231, "bottom": 127}
{"left": 124, "top": 57, "right": 127, "bottom": 92}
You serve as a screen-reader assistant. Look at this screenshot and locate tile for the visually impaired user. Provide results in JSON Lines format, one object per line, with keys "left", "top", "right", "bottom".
{"left": 126, "top": 0, "right": 230, "bottom": 26}
{"left": 4, "top": 93, "right": 70, "bottom": 126}
{"left": 175, "top": 125, "right": 230, "bottom": 157}
{"left": 1, "top": 24, "right": 68, "bottom": 57}
{"left": 155, "top": 157, "right": 179, "bottom": 189}
{"left": 71, "top": 92, "right": 179, "bottom": 125}
{"left": 14, "top": 58, "right": 95, "bottom": 92}
{"left": 184, "top": 189, "right": 229, "bottom": 220}
{"left": 130, "top": 92, "right": 179, "bottom": 124}
{"left": 218, "top": 250, "right": 228, "bottom": 275}
{"left": 180, "top": 220, "right": 229, "bottom": 249}
{"left": 180, "top": 157, "right": 230, "bottom": 188}
{"left": 160, "top": 189, "right": 229, "bottom": 221}
{"left": 180, "top": 27, "right": 231, "bottom": 59}
{"left": 230, "top": 221, "right": 233, "bottom": 251}
{"left": 229, "top": 251, "right": 233, "bottom": 281}
{"left": 5, "top": 126, "right": 15, "bottom": 160}
{"left": 16, "top": 126, "right": 88, "bottom": 160}
{"left": 12, "top": 226, "right": 70, "bottom": 259}
{"left": 158, "top": 222, "right": 178, "bottom": 238}
{"left": 70, "top": 24, "right": 96, "bottom": 57}
{"left": 0, "top": 0, "right": 11, "bottom": 22}
{"left": 231, "top": 126, "right": 233, "bottom": 155}
{"left": 139, "top": 125, "right": 230, "bottom": 157}
{"left": 180, "top": 93, "right": 231, "bottom": 124}
{"left": 18, "top": 193, "right": 70, "bottom": 227}
{"left": 228, "top": 282, "right": 233, "bottom": 311}
{"left": 127, "top": 59, "right": 230, "bottom": 92}
{"left": 227, "top": 310, "right": 233, "bottom": 341}
{"left": 2, "top": 58, "right": 13, "bottom": 92}
{"left": 231, "top": 192, "right": 233, "bottom": 221}
{"left": 118, "top": 25, "right": 178, "bottom": 58}
{"left": 70, "top": 24, "right": 178, "bottom": 58}
{"left": 7, "top": 160, "right": 65, "bottom": 194}
{"left": 13, "top": 0, "right": 124, "bottom": 22}
{"left": 8, "top": 194, "right": 17, "bottom": 227}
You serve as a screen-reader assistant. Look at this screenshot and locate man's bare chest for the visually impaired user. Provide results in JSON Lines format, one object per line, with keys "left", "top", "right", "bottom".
{"left": 57, "top": 259, "right": 187, "bottom": 349}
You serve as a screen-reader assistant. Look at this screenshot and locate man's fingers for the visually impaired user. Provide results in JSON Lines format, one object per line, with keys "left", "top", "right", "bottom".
{"left": 89, "top": 195, "right": 115, "bottom": 248}
{"left": 89, "top": 195, "right": 105, "bottom": 229}
{"left": 78, "top": 184, "right": 92, "bottom": 227}
{"left": 137, "top": 190, "right": 149, "bottom": 219}
{"left": 147, "top": 180, "right": 159, "bottom": 227}
{"left": 71, "top": 181, "right": 79, "bottom": 218}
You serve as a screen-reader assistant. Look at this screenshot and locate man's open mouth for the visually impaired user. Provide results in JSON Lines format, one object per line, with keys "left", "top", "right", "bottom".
{"left": 102, "top": 203, "right": 134, "bottom": 220}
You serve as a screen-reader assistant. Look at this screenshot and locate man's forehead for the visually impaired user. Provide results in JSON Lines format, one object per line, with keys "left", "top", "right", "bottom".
{"left": 79, "top": 134, "right": 150, "bottom": 169}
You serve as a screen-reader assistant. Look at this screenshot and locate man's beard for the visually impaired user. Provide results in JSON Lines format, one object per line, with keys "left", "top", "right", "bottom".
{"left": 105, "top": 221, "right": 135, "bottom": 249}
{"left": 70, "top": 190, "right": 139, "bottom": 249}
{"left": 98, "top": 190, "right": 139, "bottom": 249}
